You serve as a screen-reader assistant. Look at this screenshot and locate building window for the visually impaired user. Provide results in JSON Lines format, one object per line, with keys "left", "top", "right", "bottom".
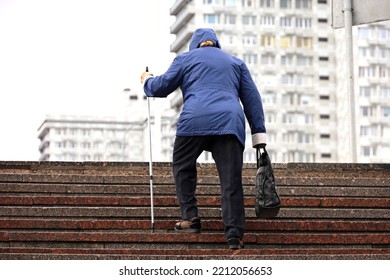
{"left": 296, "top": 0, "right": 312, "bottom": 9}
{"left": 358, "top": 47, "right": 376, "bottom": 57}
{"left": 242, "top": 15, "right": 257, "bottom": 25}
{"left": 260, "top": 54, "right": 275, "bottom": 65}
{"left": 296, "top": 17, "right": 312, "bottom": 28}
{"left": 260, "top": 35, "right": 275, "bottom": 46}
{"left": 318, "top": 37, "right": 328, "bottom": 42}
{"left": 298, "top": 132, "right": 314, "bottom": 143}
{"left": 281, "top": 74, "right": 294, "bottom": 85}
{"left": 280, "top": 36, "right": 293, "bottom": 48}
{"left": 204, "top": 14, "right": 219, "bottom": 24}
{"left": 360, "top": 106, "right": 373, "bottom": 117}
{"left": 359, "top": 87, "right": 374, "bottom": 97}
{"left": 318, "top": 18, "right": 328, "bottom": 23}
{"left": 296, "top": 37, "right": 313, "bottom": 48}
{"left": 319, "top": 56, "right": 329, "bottom": 61}
{"left": 380, "top": 87, "right": 390, "bottom": 98}
{"left": 241, "top": 0, "right": 254, "bottom": 7}
{"left": 360, "top": 126, "right": 377, "bottom": 137}
{"left": 297, "top": 55, "right": 313, "bottom": 66}
{"left": 225, "top": 14, "right": 236, "bottom": 24}
{"left": 319, "top": 75, "right": 329, "bottom": 80}
{"left": 321, "top": 153, "right": 331, "bottom": 158}
{"left": 299, "top": 94, "right": 313, "bottom": 105}
{"left": 320, "top": 134, "right": 330, "bottom": 139}
{"left": 361, "top": 146, "right": 377, "bottom": 157}
{"left": 318, "top": 0, "right": 327, "bottom": 3}
{"left": 296, "top": 74, "right": 313, "bottom": 86}
{"left": 221, "top": 33, "right": 236, "bottom": 45}
{"left": 379, "top": 27, "right": 390, "bottom": 41}
{"left": 320, "top": 114, "right": 330, "bottom": 119}
{"left": 380, "top": 48, "right": 390, "bottom": 58}
{"left": 225, "top": 0, "right": 236, "bottom": 6}
{"left": 280, "top": 16, "right": 292, "bottom": 27}
{"left": 260, "top": 15, "right": 275, "bottom": 25}
{"left": 266, "top": 112, "right": 277, "bottom": 123}
{"left": 93, "top": 141, "right": 103, "bottom": 149}
{"left": 383, "top": 107, "right": 390, "bottom": 117}
{"left": 82, "top": 129, "right": 91, "bottom": 136}
{"left": 204, "top": 0, "right": 222, "bottom": 4}
{"left": 359, "top": 66, "right": 375, "bottom": 78}
{"left": 282, "top": 93, "right": 294, "bottom": 105}
{"left": 242, "top": 34, "right": 257, "bottom": 45}
{"left": 281, "top": 54, "right": 294, "bottom": 65}
{"left": 280, "top": 0, "right": 291, "bottom": 8}
{"left": 262, "top": 92, "right": 277, "bottom": 105}
{"left": 260, "top": 0, "right": 274, "bottom": 7}
{"left": 379, "top": 67, "right": 390, "bottom": 78}
{"left": 81, "top": 142, "right": 91, "bottom": 149}
{"left": 243, "top": 53, "right": 258, "bottom": 65}
{"left": 81, "top": 154, "right": 91, "bottom": 161}
{"left": 94, "top": 154, "right": 103, "bottom": 161}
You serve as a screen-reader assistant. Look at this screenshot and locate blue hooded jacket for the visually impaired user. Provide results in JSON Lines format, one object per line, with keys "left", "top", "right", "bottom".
{"left": 143, "top": 28, "right": 266, "bottom": 147}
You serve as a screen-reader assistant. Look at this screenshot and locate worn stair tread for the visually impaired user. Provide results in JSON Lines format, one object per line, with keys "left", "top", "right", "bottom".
{"left": 1, "top": 184, "right": 389, "bottom": 198}
{"left": 2, "top": 252, "right": 390, "bottom": 260}
{"left": 2, "top": 247, "right": 390, "bottom": 257}
{"left": 1, "top": 206, "right": 389, "bottom": 219}
{"left": 1, "top": 218, "right": 390, "bottom": 232}
{"left": 1, "top": 231, "right": 389, "bottom": 245}
{"left": 1, "top": 195, "right": 389, "bottom": 208}
{"left": 1, "top": 174, "right": 390, "bottom": 186}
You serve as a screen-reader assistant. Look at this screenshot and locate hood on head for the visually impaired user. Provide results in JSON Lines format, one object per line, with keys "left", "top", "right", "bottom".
{"left": 189, "top": 28, "right": 221, "bottom": 50}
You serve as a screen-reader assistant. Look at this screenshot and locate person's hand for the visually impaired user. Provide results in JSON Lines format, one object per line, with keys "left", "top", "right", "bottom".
{"left": 140, "top": 72, "right": 153, "bottom": 84}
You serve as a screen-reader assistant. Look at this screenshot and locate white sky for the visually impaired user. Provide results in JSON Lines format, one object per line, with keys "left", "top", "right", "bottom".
{"left": 0, "top": 0, "right": 176, "bottom": 160}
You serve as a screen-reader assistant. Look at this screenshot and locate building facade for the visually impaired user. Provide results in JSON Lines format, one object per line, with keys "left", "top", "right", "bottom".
{"left": 170, "top": 0, "right": 337, "bottom": 163}
{"left": 37, "top": 88, "right": 177, "bottom": 162}
{"left": 334, "top": 21, "right": 390, "bottom": 163}
{"left": 168, "top": 0, "right": 390, "bottom": 163}
{"left": 37, "top": 115, "right": 146, "bottom": 161}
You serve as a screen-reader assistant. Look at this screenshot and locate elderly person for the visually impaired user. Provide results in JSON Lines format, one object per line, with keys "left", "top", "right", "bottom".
{"left": 141, "top": 28, "right": 266, "bottom": 249}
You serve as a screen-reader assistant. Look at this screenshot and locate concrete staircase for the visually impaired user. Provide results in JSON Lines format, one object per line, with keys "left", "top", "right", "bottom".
{"left": 0, "top": 161, "right": 389, "bottom": 260}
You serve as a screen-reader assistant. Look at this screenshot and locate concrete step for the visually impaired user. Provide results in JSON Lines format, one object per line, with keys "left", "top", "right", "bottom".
{"left": 3, "top": 248, "right": 390, "bottom": 260}
{"left": 1, "top": 219, "right": 390, "bottom": 232}
{"left": 1, "top": 231, "right": 389, "bottom": 247}
{"left": 1, "top": 195, "right": 389, "bottom": 208}
{"left": 1, "top": 206, "right": 389, "bottom": 219}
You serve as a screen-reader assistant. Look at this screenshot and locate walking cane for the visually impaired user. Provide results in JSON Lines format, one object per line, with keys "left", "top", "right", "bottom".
{"left": 145, "top": 66, "right": 155, "bottom": 232}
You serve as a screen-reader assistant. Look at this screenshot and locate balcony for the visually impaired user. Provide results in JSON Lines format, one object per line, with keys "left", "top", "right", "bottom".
{"left": 170, "top": 5, "right": 195, "bottom": 34}
{"left": 170, "top": 27, "right": 193, "bottom": 53}
{"left": 170, "top": 0, "right": 188, "bottom": 16}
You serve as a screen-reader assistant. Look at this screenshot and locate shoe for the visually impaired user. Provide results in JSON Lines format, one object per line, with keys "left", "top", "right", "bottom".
{"left": 227, "top": 237, "right": 244, "bottom": 249}
{"left": 174, "top": 217, "right": 201, "bottom": 233}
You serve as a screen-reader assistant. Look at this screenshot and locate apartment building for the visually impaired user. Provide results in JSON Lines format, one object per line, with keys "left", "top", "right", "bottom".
{"left": 37, "top": 88, "right": 178, "bottom": 162}
{"left": 169, "top": 0, "right": 337, "bottom": 163}
{"left": 37, "top": 115, "right": 146, "bottom": 161}
{"left": 335, "top": 21, "right": 390, "bottom": 163}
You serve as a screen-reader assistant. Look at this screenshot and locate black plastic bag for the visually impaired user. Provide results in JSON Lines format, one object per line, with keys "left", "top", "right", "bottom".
{"left": 255, "top": 146, "right": 281, "bottom": 218}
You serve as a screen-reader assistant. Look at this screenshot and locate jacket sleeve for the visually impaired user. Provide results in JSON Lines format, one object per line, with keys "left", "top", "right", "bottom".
{"left": 143, "top": 56, "right": 183, "bottom": 98}
{"left": 239, "top": 62, "right": 267, "bottom": 147}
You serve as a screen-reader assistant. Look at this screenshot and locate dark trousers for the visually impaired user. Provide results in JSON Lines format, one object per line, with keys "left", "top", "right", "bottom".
{"left": 172, "top": 135, "right": 245, "bottom": 239}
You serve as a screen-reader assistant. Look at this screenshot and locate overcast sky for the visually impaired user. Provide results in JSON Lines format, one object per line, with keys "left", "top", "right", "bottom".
{"left": 0, "top": 0, "right": 176, "bottom": 160}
